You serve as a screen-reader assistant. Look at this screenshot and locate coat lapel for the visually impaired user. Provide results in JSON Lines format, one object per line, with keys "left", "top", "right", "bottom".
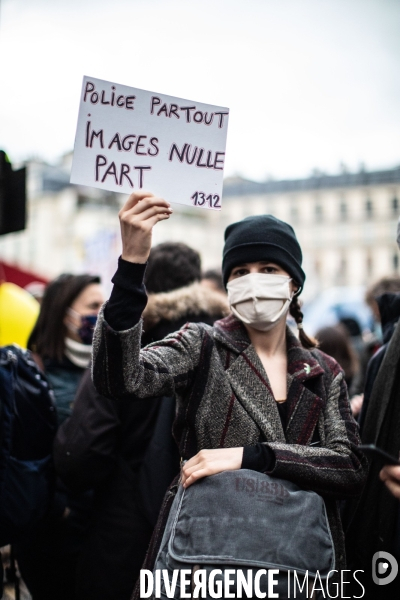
{"left": 285, "top": 329, "right": 325, "bottom": 444}
{"left": 225, "top": 344, "right": 286, "bottom": 443}
{"left": 214, "top": 316, "right": 325, "bottom": 446}
{"left": 214, "top": 315, "right": 285, "bottom": 443}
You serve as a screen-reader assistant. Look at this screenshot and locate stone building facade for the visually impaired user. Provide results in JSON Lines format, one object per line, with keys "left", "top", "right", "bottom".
{"left": 0, "top": 159, "right": 399, "bottom": 300}
{"left": 218, "top": 168, "right": 400, "bottom": 299}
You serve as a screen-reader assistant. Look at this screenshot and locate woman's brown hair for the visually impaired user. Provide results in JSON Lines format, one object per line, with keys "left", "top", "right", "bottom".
{"left": 28, "top": 273, "right": 100, "bottom": 362}
{"left": 289, "top": 294, "right": 317, "bottom": 349}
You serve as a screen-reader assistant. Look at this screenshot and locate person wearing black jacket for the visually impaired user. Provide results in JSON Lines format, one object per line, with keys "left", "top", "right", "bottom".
{"left": 358, "top": 292, "right": 400, "bottom": 431}
{"left": 54, "top": 242, "right": 229, "bottom": 600}
{"left": 16, "top": 273, "right": 103, "bottom": 600}
{"left": 344, "top": 291, "right": 400, "bottom": 598}
{"left": 345, "top": 220, "right": 400, "bottom": 599}
{"left": 54, "top": 369, "right": 161, "bottom": 600}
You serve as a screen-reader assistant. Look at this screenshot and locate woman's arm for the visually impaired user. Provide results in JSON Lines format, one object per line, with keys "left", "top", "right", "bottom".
{"left": 104, "top": 189, "right": 173, "bottom": 331}
{"left": 93, "top": 307, "right": 203, "bottom": 400}
{"left": 266, "top": 372, "right": 368, "bottom": 499}
{"left": 92, "top": 190, "right": 204, "bottom": 400}
{"left": 182, "top": 373, "right": 368, "bottom": 498}
{"left": 104, "top": 259, "right": 148, "bottom": 332}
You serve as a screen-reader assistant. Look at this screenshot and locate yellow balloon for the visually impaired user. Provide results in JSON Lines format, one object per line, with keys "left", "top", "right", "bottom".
{"left": 0, "top": 282, "right": 40, "bottom": 348}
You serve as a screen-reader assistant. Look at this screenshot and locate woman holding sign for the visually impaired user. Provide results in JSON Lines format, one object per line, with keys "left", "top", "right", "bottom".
{"left": 92, "top": 191, "right": 368, "bottom": 597}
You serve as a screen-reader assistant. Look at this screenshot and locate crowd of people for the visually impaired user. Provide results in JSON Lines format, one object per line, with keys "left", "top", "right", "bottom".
{"left": 1, "top": 191, "right": 400, "bottom": 599}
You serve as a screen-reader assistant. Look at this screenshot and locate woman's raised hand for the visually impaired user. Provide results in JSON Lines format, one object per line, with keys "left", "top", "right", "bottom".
{"left": 181, "top": 448, "right": 244, "bottom": 489}
{"left": 119, "top": 191, "right": 173, "bottom": 263}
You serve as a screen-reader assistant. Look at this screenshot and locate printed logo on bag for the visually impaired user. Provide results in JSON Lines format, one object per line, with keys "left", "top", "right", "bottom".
{"left": 235, "top": 476, "right": 289, "bottom": 504}
{"left": 372, "top": 551, "right": 398, "bottom": 586}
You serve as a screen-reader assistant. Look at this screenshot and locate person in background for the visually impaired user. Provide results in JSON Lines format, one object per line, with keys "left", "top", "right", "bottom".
{"left": 142, "top": 243, "right": 228, "bottom": 346}
{"left": 365, "top": 275, "right": 400, "bottom": 339}
{"left": 315, "top": 325, "right": 362, "bottom": 417}
{"left": 16, "top": 273, "right": 104, "bottom": 600}
{"left": 345, "top": 304, "right": 400, "bottom": 597}
{"left": 29, "top": 273, "right": 104, "bottom": 423}
{"left": 144, "top": 241, "right": 200, "bottom": 293}
{"left": 338, "top": 317, "right": 365, "bottom": 377}
{"left": 358, "top": 290, "right": 400, "bottom": 431}
{"left": 352, "top": 275, "right": 400, "bottom": 394}
{"left": 315, "top": 325, "right": 359, "bottom": 390}
{"left": 345, "top": 219, "right": 400, "bottom": 599}
{"left": 54, "top": 242, "right": 229, "bottom": 600}
{"left": 201, "top": 268, "right": 226, "bottom": 295}
{"left": 341, "top": 276, "right": 400, "bottom": 416}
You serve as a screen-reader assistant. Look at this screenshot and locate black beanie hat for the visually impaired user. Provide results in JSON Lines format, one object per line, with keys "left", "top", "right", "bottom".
{"left": 222, "top": 215, "right": 306, "bottom": 290}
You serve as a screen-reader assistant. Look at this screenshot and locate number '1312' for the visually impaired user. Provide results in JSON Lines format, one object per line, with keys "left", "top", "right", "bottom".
{"left": 191, "top": 192, "right": 221, "bottom": 209}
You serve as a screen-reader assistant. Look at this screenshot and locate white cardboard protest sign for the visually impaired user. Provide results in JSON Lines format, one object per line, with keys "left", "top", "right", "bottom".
{"left": 70, "top": 76, "right": 229, "bottom": 210}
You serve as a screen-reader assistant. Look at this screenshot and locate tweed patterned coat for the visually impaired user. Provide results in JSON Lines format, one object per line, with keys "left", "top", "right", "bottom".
{"left": 92, "top": 309, "right": 368, "bottom": 575}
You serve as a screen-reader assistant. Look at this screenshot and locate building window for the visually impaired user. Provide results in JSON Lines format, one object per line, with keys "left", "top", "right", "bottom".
{"left": 315, "top": 203, "right": 323, "bottom": 222}
{"left": 339, "top": 201, "right": 347, "bottom": 221}
{"left": 365, "top": 198, "right": 373, "bottom": 219}
{"left": 392, "top": 196, "right": 399, "bottom": 216}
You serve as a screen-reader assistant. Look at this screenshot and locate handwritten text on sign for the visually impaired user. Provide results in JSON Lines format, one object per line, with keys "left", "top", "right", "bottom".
{"left": 70, "top": 76, "right": 229, "bottom": 210}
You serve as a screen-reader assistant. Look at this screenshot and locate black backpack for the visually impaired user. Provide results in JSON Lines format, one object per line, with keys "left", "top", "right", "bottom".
{"left": 0, "top": 345, "right": 58, "bottom": 546}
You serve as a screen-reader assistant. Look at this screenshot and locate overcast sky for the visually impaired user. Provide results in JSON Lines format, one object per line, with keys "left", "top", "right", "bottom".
{"left": 0, "top": 0, "right": 399, "bottom": 181}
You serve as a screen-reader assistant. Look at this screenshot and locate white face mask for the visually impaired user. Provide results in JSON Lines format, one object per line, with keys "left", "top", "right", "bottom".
{"left": 227, "top": 273, "right": 293, "bottom": 332}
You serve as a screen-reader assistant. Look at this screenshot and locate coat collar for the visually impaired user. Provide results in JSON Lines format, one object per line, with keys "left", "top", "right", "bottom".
{"left": 214, "top": 314, "right": 323, "bottom": 379}
{"left": 285, "top": 331, "right": 325, "bottom": 443}
{"left": 213, "top": 313, "right": 251, "bottom": 353}
{"left": 213, "top": 314, "right": 325, "bottom": 444}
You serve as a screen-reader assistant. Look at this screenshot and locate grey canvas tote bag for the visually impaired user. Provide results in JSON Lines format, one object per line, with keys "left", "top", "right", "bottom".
{"left": 153, "top": 470, "right": 335, "bottom": 599}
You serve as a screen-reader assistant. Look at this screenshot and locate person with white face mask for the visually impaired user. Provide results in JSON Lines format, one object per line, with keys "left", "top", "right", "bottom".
{"left": 222, "top": 213, "right": 306, "bottom": 333}
{"left": 227, "top": 272, "right": 294, "bottom": 332}
{"left": 219, "top": 213, "right": 315, "bottom": 431}
{"left": 92, "top": 191, "right": 368, "bottom": 593}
